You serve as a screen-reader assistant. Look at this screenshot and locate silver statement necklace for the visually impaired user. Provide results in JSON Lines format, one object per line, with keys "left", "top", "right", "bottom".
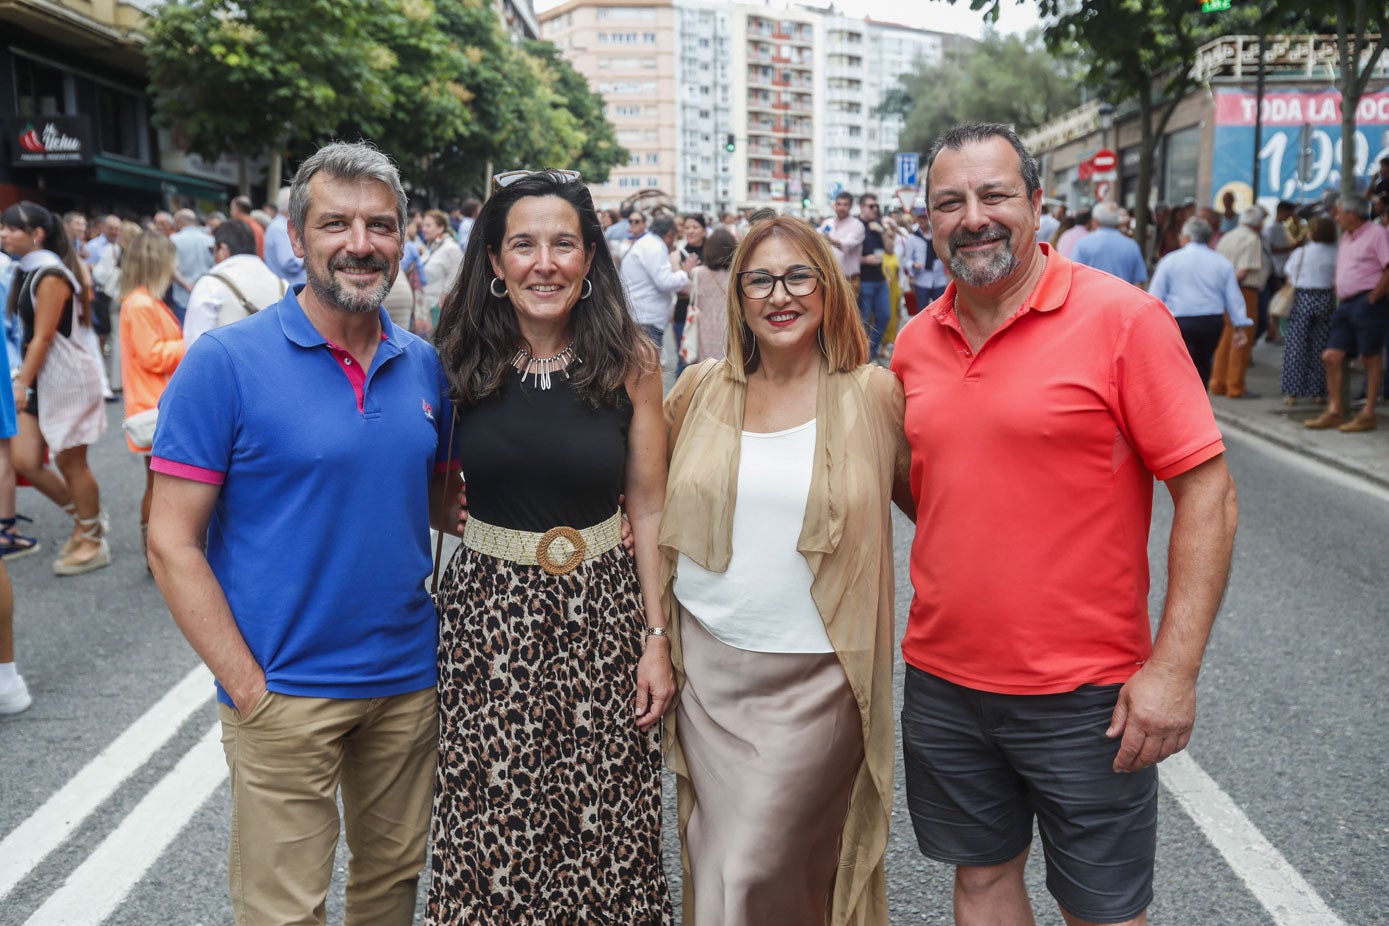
{"left": 512, "top": 343, "right": 580, "bottom": 390}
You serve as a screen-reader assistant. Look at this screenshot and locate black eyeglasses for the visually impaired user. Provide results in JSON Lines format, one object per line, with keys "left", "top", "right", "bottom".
{"left": 864, "top": 203, "right": 880, "bottom": 211}
{"left": 491, "top": 168, "right": 582, "bottom": 192}
{"left": 737, "top": 267, "right": 821, "bottom": 300}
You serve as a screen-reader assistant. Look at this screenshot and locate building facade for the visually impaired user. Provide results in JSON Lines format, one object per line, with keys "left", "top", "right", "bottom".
{"left": 0, "top": 0, "right": 232, "bottom": 216}
{"left": 1026, "top": 35, "right": 1389, "bottom": 215}
{"left": 540, "top": 0, "right": 955, "bottom": 216}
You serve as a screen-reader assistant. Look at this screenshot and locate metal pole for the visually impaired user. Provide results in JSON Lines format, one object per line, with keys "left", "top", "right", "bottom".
{"left": 1252, "top": 22, "right": 1268, "bottom": 200}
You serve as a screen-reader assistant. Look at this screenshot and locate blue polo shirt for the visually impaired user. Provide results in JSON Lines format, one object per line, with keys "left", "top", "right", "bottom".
{"left": 1070, "top": 227, "right": 1149, "bottom": 286}
{"left": 152, "top": 289, "right": 454, "bottom": 705}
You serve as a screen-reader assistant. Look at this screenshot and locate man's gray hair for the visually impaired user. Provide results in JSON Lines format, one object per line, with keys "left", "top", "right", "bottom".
{"left": 1240, "top": 205, "right": 1267, "bottom": 227}
{"left": 275, "top": 186, "right": 292, "bottom": 213}
{"left": 173, "top": 208, "right": 199, "bottom": 227}
{"left": 1092, "top": 202, "right": 1122, "bottom": 228}
{"left": 288, "top": 142, "right": 406, "bottom": 238}
{"left": 1338, "top": 192, "right": 1370, "bottom": 218}
{"left": 650, "top": 216, "right": 677, "bottom": 238}
{"left": 926, "top": 121, "right": 1041, "bottom": 199}
{"left": 1182, "top": 217, "right": 1213, "bottom": 244}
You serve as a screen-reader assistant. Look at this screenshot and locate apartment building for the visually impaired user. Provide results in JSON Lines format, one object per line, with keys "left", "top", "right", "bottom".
{"left": 542, "top": 0, "right": 682, "bottom": 210}
{"left": 541, "top": 0, "right": 955, "bottom": 215}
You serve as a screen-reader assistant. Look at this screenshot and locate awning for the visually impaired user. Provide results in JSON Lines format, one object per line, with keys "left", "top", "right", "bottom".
{"left": 92, "top": 155, "right": 230, "bottom": 200}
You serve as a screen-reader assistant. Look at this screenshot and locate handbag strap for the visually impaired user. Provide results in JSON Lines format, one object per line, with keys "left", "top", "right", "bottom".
{"left": 431, "top": 408, "right": 459, "bottom": 598}
{"left": 668, "top": 358, "right": 717, "bottom": 460}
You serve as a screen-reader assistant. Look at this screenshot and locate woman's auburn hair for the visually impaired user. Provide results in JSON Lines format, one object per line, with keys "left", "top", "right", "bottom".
{"left": 433, "top": 170, "right": 653, "bottom": 408}
{"left": 724, "top": 215, "right": 868, "bottom": 381}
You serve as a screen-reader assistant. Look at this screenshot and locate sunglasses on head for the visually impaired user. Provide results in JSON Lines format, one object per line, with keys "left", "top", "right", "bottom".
{"left": 491, "top": 168, "right": 582, "bottom": 192}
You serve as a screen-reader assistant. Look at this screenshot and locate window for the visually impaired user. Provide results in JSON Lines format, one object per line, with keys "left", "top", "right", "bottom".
{"left": 14, "top": 57, "right": 69, "bottom": 117}
{"left": 98, "top": 85, "right": 143, "bottom": 159}
{"left": 1163, "top": 125, "right": 1200, "bottom": 204}
{"left": 646, "top": 153, "right": 660, "bottom": 164}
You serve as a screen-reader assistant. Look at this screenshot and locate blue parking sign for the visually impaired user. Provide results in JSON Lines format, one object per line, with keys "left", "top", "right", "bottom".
{"left": 896, "top": 152, "right": 919, "bottom": 188}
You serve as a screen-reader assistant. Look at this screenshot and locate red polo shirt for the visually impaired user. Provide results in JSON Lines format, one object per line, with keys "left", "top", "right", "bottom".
{"left": 890, "top": 246, "right": 1224, "bottom": 694}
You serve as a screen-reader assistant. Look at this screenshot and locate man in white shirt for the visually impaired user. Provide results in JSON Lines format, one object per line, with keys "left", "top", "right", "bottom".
{"left": 183, "top": 220, "right": 288, "bottom": 346}
{"left": 620, "top": 215, "right": 697, "bottom": 347}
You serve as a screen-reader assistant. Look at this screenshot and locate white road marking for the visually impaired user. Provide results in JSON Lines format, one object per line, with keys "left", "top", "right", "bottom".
{"left": 22, "top": 722, "right": 226, "bottom": 926}
{"left": 0, "top": 664, "right": 214, "bottom": 900}
{"left": 1162, "top": 752, "right": 1348, "bottom": 926}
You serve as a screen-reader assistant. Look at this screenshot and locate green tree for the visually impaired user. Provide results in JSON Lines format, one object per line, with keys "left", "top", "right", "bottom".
{"left": 1328, "top": 1, "right": 1389, "bottom": 197}
{"left": 331, "top": 0, "right": 479, "bottom": 194}
{"left": 146, "top": 0, "right": 389, "bottom": 195}
{"left": 873, "top": 29, "right": 1083, "bottom": 184}
{"left": 1039, "top": 0, "right": 1236, "bottom": 257}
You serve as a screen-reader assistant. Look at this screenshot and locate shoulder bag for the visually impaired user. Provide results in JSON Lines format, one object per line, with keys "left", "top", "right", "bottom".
{"left": 1270, "top": 250, "right": 1300, "bottom": 319}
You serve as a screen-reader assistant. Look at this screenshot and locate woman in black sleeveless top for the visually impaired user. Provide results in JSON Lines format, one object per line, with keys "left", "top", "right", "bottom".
{"left": 427, "top": 170, "right": 674, "bottom": 925}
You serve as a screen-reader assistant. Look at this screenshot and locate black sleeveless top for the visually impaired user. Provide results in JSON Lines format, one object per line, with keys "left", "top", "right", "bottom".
{"left": 457, "top": 371, "right": 632, "bottom": 532}
{"left": 13, "top": 265, "right": 76, "bottom": 353}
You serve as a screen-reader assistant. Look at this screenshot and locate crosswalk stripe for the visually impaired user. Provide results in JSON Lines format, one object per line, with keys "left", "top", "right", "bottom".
{"left": 22, "top": 722, "right": 227, "bottom": 926}
{"left": 0, "top": 664, "right": 214, "bottom": 901}
{"left": 1163, "top": 751, "right": 1348, "bottom": 926}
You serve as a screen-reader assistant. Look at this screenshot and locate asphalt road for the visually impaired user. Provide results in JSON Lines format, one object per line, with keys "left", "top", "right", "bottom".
{"left": 1, "top": 405, "right": 1386, "bottom": 925}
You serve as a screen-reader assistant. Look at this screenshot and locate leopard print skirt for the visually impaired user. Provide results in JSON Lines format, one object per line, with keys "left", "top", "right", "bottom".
{"left": 426, "top": 543, "right": 674, "bottom": 926}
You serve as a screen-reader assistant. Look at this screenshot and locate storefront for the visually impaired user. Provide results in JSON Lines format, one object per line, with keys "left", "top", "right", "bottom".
{"left": 1, "top": 13, "right": 232, "bottom": 218}
{"left": 1025, "top": 35, "right": 1389, "bottom": 214}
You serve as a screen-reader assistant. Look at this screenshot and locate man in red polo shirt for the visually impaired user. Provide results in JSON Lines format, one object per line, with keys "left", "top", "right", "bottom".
{"left": 891, "top": 122, "right": 1240, "bottom": 926}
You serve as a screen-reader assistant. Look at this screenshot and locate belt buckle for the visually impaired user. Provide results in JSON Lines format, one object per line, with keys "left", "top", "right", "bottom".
{"left": 536, "top": 526, "right": 586, "bottom": 576}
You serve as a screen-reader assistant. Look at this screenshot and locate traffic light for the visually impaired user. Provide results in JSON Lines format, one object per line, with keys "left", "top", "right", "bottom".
{"left": 724, "top": 134, "right": 736, "bottom": 154}
{"left": 801, "top": 195, "right": 812, "bottom": 210}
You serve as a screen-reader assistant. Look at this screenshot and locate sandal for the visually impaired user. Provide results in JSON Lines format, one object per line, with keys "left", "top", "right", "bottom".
{"left": 60, "top": 505, "right": 108, "bottom": 557}
{"left": 53, "top": 512, "right": 111, "bottom": 576}
{"left": 0, "top": 515, "right": 41, "bottom": 561}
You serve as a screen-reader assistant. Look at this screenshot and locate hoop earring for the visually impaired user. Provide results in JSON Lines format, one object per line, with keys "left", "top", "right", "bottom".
{"left": 818, "top": 326, "right": 827, "bottom": 357}
{"left": 489, "top": 277, "right": 508, "bottom": 299}
{"left": 580, "top": 278, "right": 593, "bottom": 300}
{"left": 745, "top": 331, "right": 758, "bottom": 366}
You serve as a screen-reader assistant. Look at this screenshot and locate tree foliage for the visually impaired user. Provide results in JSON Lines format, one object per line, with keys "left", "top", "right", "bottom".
{"left": 872, "top": 29, "right": 1083, "bottom": 183}
{"left": 145, "top": 0, "right": 624, "bottom": 200}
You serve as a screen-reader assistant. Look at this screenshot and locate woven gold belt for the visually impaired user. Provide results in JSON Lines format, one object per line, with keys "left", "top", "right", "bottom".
{"left": 462, "top": 510, "right": 623, "bottom": 576}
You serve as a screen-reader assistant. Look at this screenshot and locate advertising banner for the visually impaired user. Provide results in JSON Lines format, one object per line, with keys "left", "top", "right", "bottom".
{"left": 6, "top": 115, "right": 93, "bottom": 167}
{"left": 1210, "top": 88, "right": 1389, "bottom": 206}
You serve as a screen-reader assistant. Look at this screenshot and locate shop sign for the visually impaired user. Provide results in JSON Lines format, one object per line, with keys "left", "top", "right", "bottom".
{"left": 6, "top": 115, "right": 93, "bottom": 167}
{"left": 1211, "top": 88, "right": 1389, "bottom": 204}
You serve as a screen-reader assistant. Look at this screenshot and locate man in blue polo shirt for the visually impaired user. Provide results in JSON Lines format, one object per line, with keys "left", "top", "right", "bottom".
{"left": 148, "top": 141, "right": 455, "bottom": 926}
{"left": 1071, "top": 201, "right": 1148, "bottom": 286}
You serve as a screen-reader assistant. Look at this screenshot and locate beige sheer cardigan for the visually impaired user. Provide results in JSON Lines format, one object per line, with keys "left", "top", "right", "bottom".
{"left": 659, "top": 357, "right": 908, "bottom": 926}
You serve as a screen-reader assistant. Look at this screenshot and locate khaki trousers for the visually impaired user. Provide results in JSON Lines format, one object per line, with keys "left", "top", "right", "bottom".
{"left": 218, "top": 687, "right": 438, "bottom": 926}
{"left": 1209, "top": 287, "right": 1259, "bottom": 396}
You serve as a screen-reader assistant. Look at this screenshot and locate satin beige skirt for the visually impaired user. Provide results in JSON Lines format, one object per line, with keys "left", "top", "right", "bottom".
{"left": 677, "top": 609, "right": 863, "bottom": 926}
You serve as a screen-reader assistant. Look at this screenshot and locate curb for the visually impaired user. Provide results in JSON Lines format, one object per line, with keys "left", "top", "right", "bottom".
{"left": 1212, "top": 407, "right": 1389, "bottom": 493}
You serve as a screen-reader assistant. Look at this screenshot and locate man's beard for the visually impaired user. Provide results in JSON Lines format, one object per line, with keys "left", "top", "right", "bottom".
{"left": 307, "top": 254, "right": 396, "bottom": 314}
{"left": 948, "top": 224, "right": 1018, "bottom": 288}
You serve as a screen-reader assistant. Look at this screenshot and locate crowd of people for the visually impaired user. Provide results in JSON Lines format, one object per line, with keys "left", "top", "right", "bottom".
{"left": 1, "top": 125, "right": 1384, "bottom": 926}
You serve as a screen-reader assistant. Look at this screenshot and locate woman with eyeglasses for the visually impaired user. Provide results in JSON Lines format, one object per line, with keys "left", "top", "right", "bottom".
{"left": 427, "top": 169, "right": 674, "bottom": 924}
{"left": 660, "top": 216, "right": 910, "bottom": 926}
{"left": 1, "top": 202, "right": 109, "bottom": 576}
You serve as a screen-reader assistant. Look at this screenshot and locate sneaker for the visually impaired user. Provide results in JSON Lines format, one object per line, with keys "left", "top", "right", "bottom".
{"left": 0, "top": 675, "right": 32, "bottom": 715}
{"left": 1303, "top": 410, "right": 1345, "bottom": 429}
{"left": 1338, "top": 412, "right": 1378, "bottom": 433}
